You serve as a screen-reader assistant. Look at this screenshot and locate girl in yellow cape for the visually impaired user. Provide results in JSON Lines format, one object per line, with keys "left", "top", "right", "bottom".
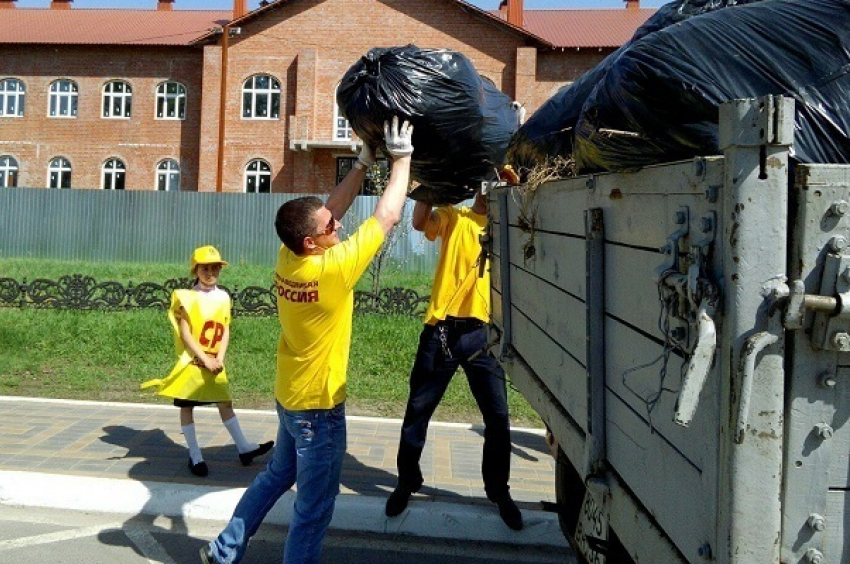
{"left": 141, "top": 245, "right": 273, "bottom": 477}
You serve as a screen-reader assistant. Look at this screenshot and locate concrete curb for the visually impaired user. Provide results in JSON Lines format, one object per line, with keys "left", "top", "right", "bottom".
{"left": 0, "top": 470, "right": 569, "bottom": 549}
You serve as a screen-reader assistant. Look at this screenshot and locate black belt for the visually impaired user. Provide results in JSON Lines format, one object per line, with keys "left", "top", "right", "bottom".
{"left": 437, "top": 317, "right": 485, "bottom": 330}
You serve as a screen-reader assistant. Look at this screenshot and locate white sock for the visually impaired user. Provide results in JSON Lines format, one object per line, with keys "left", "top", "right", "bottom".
{"left": 182, "top": 424, "right": 203, "bottom": 464}
{"left": 223, "top": 416, "right": 253, "bottom": 454}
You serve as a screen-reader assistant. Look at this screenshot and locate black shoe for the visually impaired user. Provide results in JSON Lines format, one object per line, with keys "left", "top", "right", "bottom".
{"left": 385, "top": 486, "right": 413, "bottom": 517}
{"left": 189, "top": 459, "right": 208, "bottom": 477}
{"left": 199, "top": 544, "right": 217, "bottom": 564}
{"left": 239, "top": 441, "right": 274, "bottom": 466}
{"left": 490, "top": 494, "right": 523, "bottom": 531}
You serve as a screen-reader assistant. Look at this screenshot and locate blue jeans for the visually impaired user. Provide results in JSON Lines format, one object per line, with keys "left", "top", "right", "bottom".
{"left": 209, "top": 401, "right": 346, "bottom": 564}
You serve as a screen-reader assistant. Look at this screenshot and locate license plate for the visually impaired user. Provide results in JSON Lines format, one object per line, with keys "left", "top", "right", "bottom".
{"left": 574, "top": 481, "right": 609, "bottom": 564}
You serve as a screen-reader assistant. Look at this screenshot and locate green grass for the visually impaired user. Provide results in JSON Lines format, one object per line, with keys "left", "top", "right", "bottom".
{"left": 0, "top": 258, "right": 542, "bottom": 428}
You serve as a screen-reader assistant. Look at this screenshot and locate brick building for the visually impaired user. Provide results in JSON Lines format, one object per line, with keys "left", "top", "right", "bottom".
{"left": 0, "top": 0, "right": 653, "bottom": 193}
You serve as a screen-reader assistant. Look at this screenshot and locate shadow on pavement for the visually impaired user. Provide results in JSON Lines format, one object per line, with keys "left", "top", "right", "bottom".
{"left": 95, "top": 425, "right": 213, "bottom": 561}
{"left": 469, "top": 426, "right": 549, "bottom": 463}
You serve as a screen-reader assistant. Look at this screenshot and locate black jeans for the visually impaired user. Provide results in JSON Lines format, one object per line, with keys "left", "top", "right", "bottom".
{"left": 395, "top": 320, "right": 512, "bottom": 499}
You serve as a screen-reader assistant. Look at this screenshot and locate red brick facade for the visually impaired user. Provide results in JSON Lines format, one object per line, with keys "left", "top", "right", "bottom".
{"left": 0, "top": 0, "right": 613, "bottom": 194}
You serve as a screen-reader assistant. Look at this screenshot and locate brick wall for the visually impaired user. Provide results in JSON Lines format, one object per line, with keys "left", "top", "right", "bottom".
{"left": 532, "top": 48, "right": 613, "bottom": 103}
{"left": 0, "top": 44, "right": 204, "bottom": 191}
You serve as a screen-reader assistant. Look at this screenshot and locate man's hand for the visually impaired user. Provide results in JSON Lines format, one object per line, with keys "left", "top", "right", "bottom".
{"left": 384, "top": 116, "right": 414, "bottom": 157}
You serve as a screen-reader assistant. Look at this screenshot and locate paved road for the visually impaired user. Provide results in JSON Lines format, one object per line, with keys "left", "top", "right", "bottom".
{"left": 0, "top": 505, "right": 577, "bottom": 564}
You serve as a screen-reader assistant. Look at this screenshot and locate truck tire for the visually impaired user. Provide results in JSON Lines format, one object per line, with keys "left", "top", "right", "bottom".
{"left": 554, "top": 447, "right": 585, "bottom": 537}
{"left": 555, "top": 447, "right": 635, "bottom": 564}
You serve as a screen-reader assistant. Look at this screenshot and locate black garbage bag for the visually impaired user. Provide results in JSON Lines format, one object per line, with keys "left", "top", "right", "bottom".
{"left": 574, "top": 0, "right": 850, "bottom": 172}
{"left": 337, "top": 45, "right": 519, "bottom": 205}
{"left": 507, "top": 0, "right": 766, "bottom": 174}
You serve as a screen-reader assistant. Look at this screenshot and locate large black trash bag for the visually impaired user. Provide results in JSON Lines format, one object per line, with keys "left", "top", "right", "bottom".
{"left": 574, "top": 0, "right": 850, "bottom": 173}
{"left": 507, "top": 0, "right": 765, "bottom": 174}
{"left": 337, "top": 45, "right": 518, "bottom": 205}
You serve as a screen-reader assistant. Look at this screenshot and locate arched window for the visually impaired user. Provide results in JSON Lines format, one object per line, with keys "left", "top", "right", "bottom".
{"left": 102, "top": 80, "right": 132, "bottom": 118}
{"left": 334, "top": 84, "right": 352, "bottom": 140}
{"left": 102, "top": 158, "right": 126, "bottom": 190}
{"left": 48, "top": 157, "right": 72, "bottom": 189}
{"left": 0, "top": 79, "right": 25, "bottom": 117}
{"left": 156, "top": 81, "right": 186, "bottom": 120}
{"left": 242, "top": 75, "right": 280, "bottom": 119}
{"left": 245, "top": 159, "right": 271, "bottom": 193}
{"left": 49, "top": 79, "right": 78, "bottom": 118}
{"left": 156, "top": 159, "right": 180, "bottom": 191}
{"left": 0, "top": 155, "right": 18, "bottom": 187}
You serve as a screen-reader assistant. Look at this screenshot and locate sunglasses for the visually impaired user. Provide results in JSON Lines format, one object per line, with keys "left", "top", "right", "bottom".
{"left": 316, "top": 215, "right": 336, "bottom": 237}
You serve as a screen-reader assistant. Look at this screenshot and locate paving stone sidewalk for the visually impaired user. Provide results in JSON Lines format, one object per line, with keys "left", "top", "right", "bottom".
{"left": 0, "top": 396, "right": 556, "bottom": 509}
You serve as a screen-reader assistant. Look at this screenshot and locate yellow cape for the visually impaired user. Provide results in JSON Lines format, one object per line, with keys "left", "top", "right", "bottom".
{"left": 141, "top": 288, "right": 232, "bottom": 402}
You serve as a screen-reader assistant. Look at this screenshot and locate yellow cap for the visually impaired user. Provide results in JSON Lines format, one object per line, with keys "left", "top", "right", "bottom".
{"left": 190, "top": 245, "right": 228, "bottom": 274}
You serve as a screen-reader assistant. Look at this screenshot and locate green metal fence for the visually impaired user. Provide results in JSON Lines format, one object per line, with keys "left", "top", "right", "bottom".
{"left": 0, "top": 188, "right": 439, "bottom": 272}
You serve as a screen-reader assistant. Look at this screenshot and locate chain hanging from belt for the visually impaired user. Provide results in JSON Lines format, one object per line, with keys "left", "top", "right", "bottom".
{"left": 437, "top": 324, "right": 453, "bottom": 360}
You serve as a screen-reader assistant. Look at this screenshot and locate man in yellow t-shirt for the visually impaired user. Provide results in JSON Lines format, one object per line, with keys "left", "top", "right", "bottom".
{"left": 385, "top": 189, "right": 523, "bottom": 531}
{"left": 202, "top": 117, "right": 414, "bottom": 564}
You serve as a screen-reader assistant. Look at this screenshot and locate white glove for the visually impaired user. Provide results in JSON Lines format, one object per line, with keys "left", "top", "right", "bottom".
{"left": 384, "top": 116, "right": 414, "bottom": 157}
{"left": 511, "top": 101, "right": 526, "bottom": 126}
{"left": 357, "top": 143, "right": 375, "bottom": 168}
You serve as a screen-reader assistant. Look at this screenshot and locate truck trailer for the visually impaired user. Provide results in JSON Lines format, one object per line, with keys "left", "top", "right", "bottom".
{"left": 488, "top": 96, "right": 848, "bottom": 563}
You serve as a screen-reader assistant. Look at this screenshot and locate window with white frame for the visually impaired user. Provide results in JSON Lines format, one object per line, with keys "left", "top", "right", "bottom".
{"left": 102, "top": 158, "right": 126, "bottom": 190}
{"left": 0, "top": 155, "right": 18, "bottom": 187}
{"left": 102, "top": 80, "right": 132, "bottom": 118}
{"left": 242, "top": 75, "right": 280, "bottom": 119}
{"left": 334, "top": 85, "right": 352, "bottom": 140}
{"left": 48, "top": 79, "right": 78, "bottom": 118}
{"left": 156, "top": 159, "right": 180, "bottom": 191}
{"left": 336, "top": 156, "right": 389, "bottom": 196}
{"left": 48, "top": 157, "right": 72, "bottom": 189}
{"left": 156, "top": 81, "right": 186, "bottom": 120}
{"left": 245, "top": 159, "right": 271, "bottom": 193}
{"left": 0, "top": 79, "right": 25, "bottom": 117}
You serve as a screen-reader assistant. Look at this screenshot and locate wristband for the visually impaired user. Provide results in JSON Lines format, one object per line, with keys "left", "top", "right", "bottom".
{"left": 353, "top": 159, "right": 369, "bottom": 171}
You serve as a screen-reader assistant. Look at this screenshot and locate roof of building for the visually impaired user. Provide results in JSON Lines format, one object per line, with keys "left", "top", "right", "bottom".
{"left": 189, "top": 0, "right": 552, "bottom": 47}
{"left": 0, "top": 9, "right": 231, "bottom": 46}
{"left": 516, "top": 9, "right": 656, "bottom": 49}
{"left": 0, "top": 2, "right": 656, "bottom": 49}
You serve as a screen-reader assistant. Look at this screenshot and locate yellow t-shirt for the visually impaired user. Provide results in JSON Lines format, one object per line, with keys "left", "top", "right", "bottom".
{"left": 274, "top": 216, "right": 385, "bottom": 410}
{"left": 140, "top": 288, "right": 232, "bottom": 402}
{"left": 423, "top": 205, "right": 490, "bottom": 325}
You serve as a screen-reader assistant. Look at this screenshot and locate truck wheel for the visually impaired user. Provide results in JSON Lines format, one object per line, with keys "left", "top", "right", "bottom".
{"left": 555, "top": 447, "right": 635, "bottom": 564}
{"left": 554, "top": 447, "right": 585, "bottom": 537}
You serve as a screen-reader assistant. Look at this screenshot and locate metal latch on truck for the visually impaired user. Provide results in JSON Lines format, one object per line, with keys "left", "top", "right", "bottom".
{"left": 783, "top": 245, "right": 850, "bottom": 351}
{"left": 654, "top": 205, "right": 720, "bottom": 427}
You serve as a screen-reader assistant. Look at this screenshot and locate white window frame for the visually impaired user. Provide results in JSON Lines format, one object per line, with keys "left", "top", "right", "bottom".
{"left": 336, "top": 155, "right": 389, "bottom": 195}
{"left": 48, "top": 157, "right": 72, "bottom": 189}
{"left": 241, "top": 75, "right": 280, "bottom": 120}
{"left": 0, "top": 78, "right": 25, "bottom": 118}
{"left": 101, "top": 158, "right": 126, "bottom": 190}
{"left": 334, "top": 84, "right": 352, "bottom": 140}
{"left": 156, "top": 159, "right": 180, "bottom": 191}
{"left": 155, "top": 81, "right": 186, "bottom": 120}
{"left": 48, "top": 79, "right": 78, "bottom": 118}
{"left": 0, "top": 155, "right": 19, "bottom": 187}
{"left": 244, "top": 159, "right": 271, "bottom": 193}
{"left": 102, "top": 80, "right": 132, "bottom": 119}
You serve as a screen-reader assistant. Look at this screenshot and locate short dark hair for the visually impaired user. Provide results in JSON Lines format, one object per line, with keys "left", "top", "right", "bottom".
{"left": 275, "top": 196, "right": 324, "bottom": 255}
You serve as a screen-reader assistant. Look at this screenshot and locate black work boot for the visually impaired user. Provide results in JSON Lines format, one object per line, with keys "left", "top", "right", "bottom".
{"left": 489, "top": 493, "right": 523, "bottom": 530}
{"left": 385, "top": 486, "right": 414, "bottom": 517}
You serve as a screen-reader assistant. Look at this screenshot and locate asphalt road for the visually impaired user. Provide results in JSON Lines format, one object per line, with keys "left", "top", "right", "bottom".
{"left": 0, "top": 505, "right": 577, "bottom": 564}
